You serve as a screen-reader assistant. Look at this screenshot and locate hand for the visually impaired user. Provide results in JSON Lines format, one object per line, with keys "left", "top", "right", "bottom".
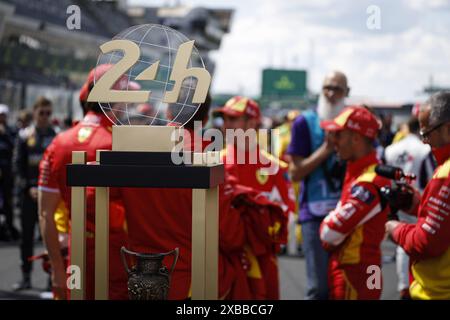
{"left": 51, "top": 265, "right": 67, "bottom": 300}
{"left": 322, "top": 132, "right": 336, "bottom": 154}
{"left": 404, "top": 186, "right": 421, "bottom": 216}
{"left": 29, "top": 187, "right": 38, "bottom": 201}
{"left": 385, "top": 220, "right": 401, "bottom": 242}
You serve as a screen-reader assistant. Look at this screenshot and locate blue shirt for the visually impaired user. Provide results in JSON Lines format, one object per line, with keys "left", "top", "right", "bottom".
{"left": 287, "top": 115, "right": 319, "bottom": 223}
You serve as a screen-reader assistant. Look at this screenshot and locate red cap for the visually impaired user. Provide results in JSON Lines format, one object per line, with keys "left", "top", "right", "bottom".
{"left": 320, "top": 106, "right": 381, "bottom": 139}
{"left": 79, "top": 64, "right": 140, "bottom": 102}
{"left": 213, "top": 96, "right": 261, "bottom": 121}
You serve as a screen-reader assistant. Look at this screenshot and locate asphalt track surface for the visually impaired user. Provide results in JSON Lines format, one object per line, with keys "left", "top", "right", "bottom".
{"left": 0, "top": 240, "right": 399, "bottom": 300}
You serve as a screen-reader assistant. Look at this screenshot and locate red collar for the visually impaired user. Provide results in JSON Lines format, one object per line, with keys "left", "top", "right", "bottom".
{"left": 345, "top": 151, "right": 378, "bottom": 182}
{"left": 432, "top": 143, "right": 450, "bottom": 166}
{"left": 82, "top": 111, "right": 112, "bottom": 129}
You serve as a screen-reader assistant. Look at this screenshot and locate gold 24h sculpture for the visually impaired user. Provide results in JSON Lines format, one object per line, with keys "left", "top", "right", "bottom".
{"left": 66, "top": 24, "right": 222, "bottom": 300}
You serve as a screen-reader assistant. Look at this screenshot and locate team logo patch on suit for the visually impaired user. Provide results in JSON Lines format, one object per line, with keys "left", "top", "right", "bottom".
{"left": 27, "top": 135, "right": 36, "bottom": 147}
{"left": 338, "top": 202, "right": 357, "bottom": 220}
{"left": 351, "top": 185, "right": 374, "bottom": 204}
{"left": 78, "top": 127, "right": 93, "bottom": 143}
{"left": 256, "top": 168, "right": 269, "bottom": 185}
{"left": 438, "top": 185, "right": 450, "bottom": 200}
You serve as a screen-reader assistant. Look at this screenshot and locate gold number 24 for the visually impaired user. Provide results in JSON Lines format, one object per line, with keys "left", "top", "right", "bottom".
{"left": 87, "top": 39, "right": 211, "bottom": 104}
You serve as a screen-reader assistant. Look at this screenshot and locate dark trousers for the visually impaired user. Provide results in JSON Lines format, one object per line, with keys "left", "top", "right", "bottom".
{"left": 0, "top": 178, "right": 14, "bottom": 228}
{"left": 302, "top": 219, "right": 329, "bottom": 300}
{"left": 20, "top": 192, "right": 38, "bottom": 274}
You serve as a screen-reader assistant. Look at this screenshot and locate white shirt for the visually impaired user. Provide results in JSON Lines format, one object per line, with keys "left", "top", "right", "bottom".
{"left": 384, "top": 134, "right": 431, "bottom": 191}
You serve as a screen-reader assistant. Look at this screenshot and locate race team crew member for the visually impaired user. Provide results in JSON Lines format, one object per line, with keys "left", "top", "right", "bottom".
{"left": 386, "top": 92, "right": 450, "bottom": 300}
{"left": 214, "top": 96, "right": 295, "bottom": 299}
{"left": 384, "top": 116, "right": 435, "bottom": 299}
{"left": 119, "top": 95, "right": 241, "bottom": 300}
{"left": 319, "top": 106, "right": 390, "bottom": 300}
{"left": 38, "top": 64, "right": 136, "bottom": 299}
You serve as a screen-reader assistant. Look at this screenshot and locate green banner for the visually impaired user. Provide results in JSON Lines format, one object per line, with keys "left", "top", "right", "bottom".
{"left": 262, "top": 69, "right": 307, "bottom": 97}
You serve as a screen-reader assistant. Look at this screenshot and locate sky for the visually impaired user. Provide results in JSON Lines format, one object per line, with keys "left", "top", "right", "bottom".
{"left": 130, "top": 0, "right": 450, "bottom": 103}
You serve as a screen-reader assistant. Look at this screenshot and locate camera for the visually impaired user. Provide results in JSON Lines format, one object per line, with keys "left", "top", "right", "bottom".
{"left": 375, "top": 165, "right": 417, "bottom": 220}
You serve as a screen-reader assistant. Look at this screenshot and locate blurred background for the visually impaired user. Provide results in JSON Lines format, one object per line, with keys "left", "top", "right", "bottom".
{"left": 0, "top": 0, "right": 449, "bottom": 299}
{"left": 1, "top": 0, "right": 449, "bottom": 128}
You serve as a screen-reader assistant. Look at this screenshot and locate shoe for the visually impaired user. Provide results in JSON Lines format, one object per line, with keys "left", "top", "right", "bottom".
{"left": 12, "top": 275, "right": 31, "bottom": 291}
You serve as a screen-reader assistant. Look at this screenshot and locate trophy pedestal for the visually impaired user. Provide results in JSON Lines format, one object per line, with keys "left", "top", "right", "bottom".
{"left": 67, "top": 126, "right": 223, "bottom": 300}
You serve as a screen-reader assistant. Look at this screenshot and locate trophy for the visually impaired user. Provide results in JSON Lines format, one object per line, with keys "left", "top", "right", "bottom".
{"left": 120, "top": 247, "right": 179, "bottom": 300}
{"left": 66, "top": 24, "right": 223, "bottom": 300}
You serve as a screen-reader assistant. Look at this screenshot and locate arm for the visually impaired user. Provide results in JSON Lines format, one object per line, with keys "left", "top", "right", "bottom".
{"left": 287, "top": 116, "right": 335, "bottom": 182}
{"left": 289, "top": 140, "right": 334, "bottom": 182}
{"left": 38, "top": 189, "right": 66, "bottom": 299}
{"left": 275, "top": 164, "right": 296, "bottom": 215}
{"left": 218, "top": 181, "right": 247, "bottom": 252}
{"left": 37, "top": 137, "right": 67, "bottom": 299}
{"left": 12, "top": 134, "right": 27, "bottom": 188}
{"left": 388, "top": 178, "right": 450, "bottom": 261}
{"left": 320, "top": 182, "right": 383, "bottom": 250}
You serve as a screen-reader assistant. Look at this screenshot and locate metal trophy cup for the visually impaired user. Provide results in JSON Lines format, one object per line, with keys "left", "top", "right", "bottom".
{"left": 121, "top": 247, "right": 179, "bottom": 300}
{"left": 66, "top": 25, "right": 221, "bottom": 300}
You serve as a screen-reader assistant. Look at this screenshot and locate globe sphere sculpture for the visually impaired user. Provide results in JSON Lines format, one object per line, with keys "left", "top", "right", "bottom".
{"left": 94, "top": 24, "right": 206, "bottom": 126}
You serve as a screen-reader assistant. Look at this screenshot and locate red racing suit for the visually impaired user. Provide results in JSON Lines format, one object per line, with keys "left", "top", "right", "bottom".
{"left": 391, "top": 143, "right": 450, "bottom": 300}
{"left": 320, "top": 152, "right": 390, "bottom": 300}
{"left": 38, "top": 111, "right": 128, "bottom": 300}
{"left": 222, "top": 144, "right": 295, "bottom": 299}
{"left": 120, "top": 175, "right": 245, "bottom": 300}
{"left": 120, "top": 129, "right": 244, "bottom": 300}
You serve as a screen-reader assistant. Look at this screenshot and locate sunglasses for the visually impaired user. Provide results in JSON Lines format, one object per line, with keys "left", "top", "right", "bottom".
{"left": 323, "top": 85, "right": 345, "bottom": 93}
{"left": 39, "top": 110, "right": 52, "bottom": 117}
{"left": 419, "top": 122, "right": 446, "bottom": 141}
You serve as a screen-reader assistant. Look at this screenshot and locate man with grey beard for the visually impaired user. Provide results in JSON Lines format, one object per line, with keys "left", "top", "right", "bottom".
{"left": 287, "top": 71, "right": 349, "bottom": 299}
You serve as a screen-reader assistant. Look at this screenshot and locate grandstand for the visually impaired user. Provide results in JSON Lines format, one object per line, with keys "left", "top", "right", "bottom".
{"left": 0, "top": 0, "right": 131, "bottom": 120}
{"left": 0, "top": 0, "right": 233, "bottom": 123}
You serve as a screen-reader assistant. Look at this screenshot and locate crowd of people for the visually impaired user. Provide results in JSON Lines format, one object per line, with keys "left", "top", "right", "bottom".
{"left": 0, "top": 97, "right": 57, "bottom": 291}
{"left": 0, "top": 66, "right": 449, "bottom": 300}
